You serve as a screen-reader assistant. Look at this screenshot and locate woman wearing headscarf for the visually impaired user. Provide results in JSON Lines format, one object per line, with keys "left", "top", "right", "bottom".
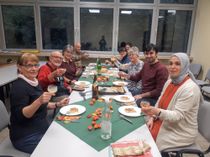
{"left": 141, "top": 53, "right": 202, "bottom": 154}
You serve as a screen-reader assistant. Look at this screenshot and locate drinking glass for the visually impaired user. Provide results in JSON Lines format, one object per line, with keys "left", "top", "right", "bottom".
{"left": 47, "top": 85, "right": 58, "bottom": 94}
{"left": 140, "top": 100, "right": 150, "bottom": 108}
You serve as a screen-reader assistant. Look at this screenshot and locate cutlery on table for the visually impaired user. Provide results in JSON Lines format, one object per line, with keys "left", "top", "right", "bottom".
{"left": 120, "top": 115, "right": 133, "bottom": 124}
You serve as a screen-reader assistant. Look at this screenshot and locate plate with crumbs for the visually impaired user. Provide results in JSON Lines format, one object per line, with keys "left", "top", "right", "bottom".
{"left": 59, "top": 105, "right": 86, "bottom": 116}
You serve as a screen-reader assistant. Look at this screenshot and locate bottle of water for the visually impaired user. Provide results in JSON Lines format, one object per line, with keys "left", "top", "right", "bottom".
{"left": 101, "top": 99, "right": 112, "bottom": 140}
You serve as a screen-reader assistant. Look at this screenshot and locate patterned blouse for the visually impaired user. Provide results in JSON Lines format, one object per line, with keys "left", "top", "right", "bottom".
{"left": 127, "top": 60, "right": 144, "bottom": 91}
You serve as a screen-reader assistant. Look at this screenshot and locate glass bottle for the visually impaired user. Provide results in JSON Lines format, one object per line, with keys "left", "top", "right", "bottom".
{"left": 101, "top": 99, "right": 112, "bottom": 140}
{"left": 92, "top": 74, "right": 98, "bottom": 99}
{"left": 92, "top": 81, "right": 98, "bottom": 100}
{"left": 96, "top": 58, "right": 102, "bottom": 74}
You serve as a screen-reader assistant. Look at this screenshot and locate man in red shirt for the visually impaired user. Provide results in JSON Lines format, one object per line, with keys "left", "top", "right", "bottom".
{"left": 38, "top": 51, "right": 72, "bottom": 99}
{"left": 119, "top": 44, "right": 169, "bottom": 106}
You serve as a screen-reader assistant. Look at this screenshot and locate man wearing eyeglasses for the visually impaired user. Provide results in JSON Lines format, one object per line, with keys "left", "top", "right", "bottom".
{"left": 119, "top": 43, "right": 169, "bottom": 106}
{"left": 38, "top": 51, "right": 72, "bottom": 97}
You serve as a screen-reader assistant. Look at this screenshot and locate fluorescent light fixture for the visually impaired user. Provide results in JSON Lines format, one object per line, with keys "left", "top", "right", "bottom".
{"left": 168, "top": 10, "right": 176, "bottom": 15}
{"left": 121, "top": 10, "right": 132, "bottom": 15}
{"left": 158, "top": 16, "right": 164, "bottom": 19}
{"left": 89, "top": 9, "right": 100, "bottom": 13}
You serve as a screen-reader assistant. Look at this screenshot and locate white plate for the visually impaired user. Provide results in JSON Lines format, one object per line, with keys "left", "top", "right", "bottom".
{"left": 114, "top": 95, "right": 135, "bottom": 103}
{"left": 74, "top": 81, "right": 91, "bottom": 87}
{"left": 113, "top": 81, "right": 128, "bottom": 86}
{"left": 59, "top": 105, "right": 86, "bottom": 116}
{"left": 118, "top": 106, "right": 141, "bottom": 117}
{"left": 89, "top": 63, "right": 96, "bottom": 66}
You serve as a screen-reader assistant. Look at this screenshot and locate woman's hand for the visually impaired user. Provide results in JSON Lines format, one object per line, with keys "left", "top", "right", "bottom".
{"left": 141, "top": 106, "right": 161, "bottom": 117}
{"left": 38, "top": 92, "right": 54, "bottom": 104}
{"left": 58, "top": 97, "right": 70, "bottom": 107}
{"left": 147, "top": 117, "right": 154, "bottom": 130}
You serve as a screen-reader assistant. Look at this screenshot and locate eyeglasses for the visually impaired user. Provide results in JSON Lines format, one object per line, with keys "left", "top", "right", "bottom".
{"left": 51, "top": 55, "right": 63, "bottom": 60}
{"left": 23, "top": 64, "right": 40, "bottom": 69}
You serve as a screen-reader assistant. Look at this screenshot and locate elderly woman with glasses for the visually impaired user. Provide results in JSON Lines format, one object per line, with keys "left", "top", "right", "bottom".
{"left": 141, "top": 53, "right": 202, "bottom": 156}
{"left": 10, "top": 53, "right": 69, "bottom": 154}
{"left": 118, "top": 46, "right": 144, "bottom": 95}
{"left": 60, "top": 44, "right": 82, "bottom": 84}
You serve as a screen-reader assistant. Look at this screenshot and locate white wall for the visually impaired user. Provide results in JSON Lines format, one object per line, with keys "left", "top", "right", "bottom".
{"left": 191, "top": 0, "right": 210, "bottom": 79}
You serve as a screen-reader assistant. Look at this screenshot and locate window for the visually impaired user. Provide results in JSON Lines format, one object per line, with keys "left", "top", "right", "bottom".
{"left": 2, "top": 5, "right": 36, "bottom": 49}
{"left": 80, "top": 8, "right": 113, "bottom": 51}
{"left": 40, "top": 7, "right": 74, "bottom": 49}
{"left": 120, "top": 0, "right": 154, "bottom": 3}
{"left": 118, "top": 9, "right": 152, "bottom": 51}
{"left": 0, "top": 1, "right": 196, "bottom": 53}
{"left": 80, "top": 0, "right": 113, "bottom": 2}
{"left": 156, "top": 10, "right": 192, "bottom": 52}
{"left": 160, "top": 0, "right": 194, "bottom": 4}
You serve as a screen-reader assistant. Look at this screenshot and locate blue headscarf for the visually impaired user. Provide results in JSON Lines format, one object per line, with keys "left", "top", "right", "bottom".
{"left": 171, "top": 53, "right": 196, "bottom": 84}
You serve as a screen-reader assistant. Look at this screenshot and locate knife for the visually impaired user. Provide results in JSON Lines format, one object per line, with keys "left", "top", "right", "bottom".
{"left": 120, "top": 115, "right": 133, "bottom": 124}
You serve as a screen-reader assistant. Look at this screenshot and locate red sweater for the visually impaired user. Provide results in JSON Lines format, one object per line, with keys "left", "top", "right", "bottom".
{"left": 38, "top": 63, "right": 68, "bottom": 91}
{"left": 130, "top": 61, "right": 169, "bottom": 99}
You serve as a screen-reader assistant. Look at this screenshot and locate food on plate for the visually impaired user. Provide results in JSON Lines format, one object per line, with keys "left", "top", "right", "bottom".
{"left": 73, "top": 85, "right": 85, "bottom": 91}
{"left": 124, "top": 107, "right": 136, "bottom": 113}
{"left": 96, "top": 75, "right": 109, "bottom": 82}
{"left": 120, "top": 96, "right": 129, "bottom": 101}
{"left": 68, "top": 107, "right": 79, "bottom": 114}
{"left": 100, "top": 67, "right": 108, "bottom": 73}
{"left": 117, "top": 82, "right": 125, "bottom": 86}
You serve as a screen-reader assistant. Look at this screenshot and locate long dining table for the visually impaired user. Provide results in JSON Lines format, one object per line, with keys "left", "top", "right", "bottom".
{"left": 31, "top": 64, "right": 161, "bottom": 157}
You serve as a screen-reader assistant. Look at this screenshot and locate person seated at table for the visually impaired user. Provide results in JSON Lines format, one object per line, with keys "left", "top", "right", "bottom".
{"left": 113, "top": 47, "right": 130, "bottom": 69}
{"left": 119, "top": 43, "right": 168, "bottom": 106}
{"left": 60, "top": 44, "right": 82, "bottom": 83}
{"left": 9, "top": 53, "right": 69, "bottom": 154}
{"left": 38, "top": 51, "right": 72, "bottom": 100}
{"left": 119, "top": 46, "right": 144, "bottom": 95}
{"left": 72, "top": 42, "right": 89, "bottom": 69}
{"left": 125, "top": 42, "right": 132, "bottom": 53}
{"left": 141, "top": 53, "right": 202, "bottom": 156}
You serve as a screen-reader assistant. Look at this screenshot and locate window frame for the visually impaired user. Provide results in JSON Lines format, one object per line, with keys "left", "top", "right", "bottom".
{"left": 0, "top": 0, "right": 197, "bottom": 55}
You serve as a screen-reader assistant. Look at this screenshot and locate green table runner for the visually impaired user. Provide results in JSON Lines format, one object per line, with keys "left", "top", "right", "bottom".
{"left": 55, "top": 99, "right": 145, "bottom": 151}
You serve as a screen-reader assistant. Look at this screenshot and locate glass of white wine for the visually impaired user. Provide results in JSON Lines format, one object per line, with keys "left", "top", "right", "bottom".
{"left": 47, "top": 85, "right": 58, "bottom": 94}
{"left": 140, "top": 100, "right": 150, "bottom": 108}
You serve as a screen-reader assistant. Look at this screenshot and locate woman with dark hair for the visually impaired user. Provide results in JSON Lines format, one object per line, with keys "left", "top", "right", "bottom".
{"left": 10, "top": 53, "right": 69, "bottom": 154}
{"left": 60, "top": 44, "right": 82, "bottom": 83}
{"left": 141, "top": 53, "right": 202, "bottom": 156}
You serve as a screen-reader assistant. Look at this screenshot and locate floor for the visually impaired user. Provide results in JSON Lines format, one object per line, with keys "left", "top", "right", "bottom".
{"left": 1, "top": 96, "right": 210, "bottom": 157}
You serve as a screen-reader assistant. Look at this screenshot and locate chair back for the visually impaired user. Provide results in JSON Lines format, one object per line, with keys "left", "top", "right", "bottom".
{"left": 198, "top": 100, "right": 210, "bottom": 142}
{"left": 189, "top": 63, "right": 202, "bottom": 79}
{"left": 205, "top": 69, "right": 210, "bottom": 82}
{"left": 0, "top": 100, "right": 10, "bottom": 131}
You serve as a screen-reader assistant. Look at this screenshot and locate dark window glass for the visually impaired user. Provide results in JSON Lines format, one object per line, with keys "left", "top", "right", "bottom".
{"left": 157, "top": 10, "right": 192, "bottom": 52}
{"left": 118, "top": 9, "right": 152, "bottom": 51}
{"left": 160, "top": 0, "right": 194, "bottom": 4}
{"left": 120, "top": 0, "right": 153, "bottom": 3}
{"left": 80, "top": 8, "right": 113, "bottom": 51}
{"left": 2, "top": 5, "right": 36, "bottom": 49}
{"left": 41, "top": 7, "right": 74, "bottom": 49}
{"left": 81, "top": 0, "right": 113, "bottom": 2}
